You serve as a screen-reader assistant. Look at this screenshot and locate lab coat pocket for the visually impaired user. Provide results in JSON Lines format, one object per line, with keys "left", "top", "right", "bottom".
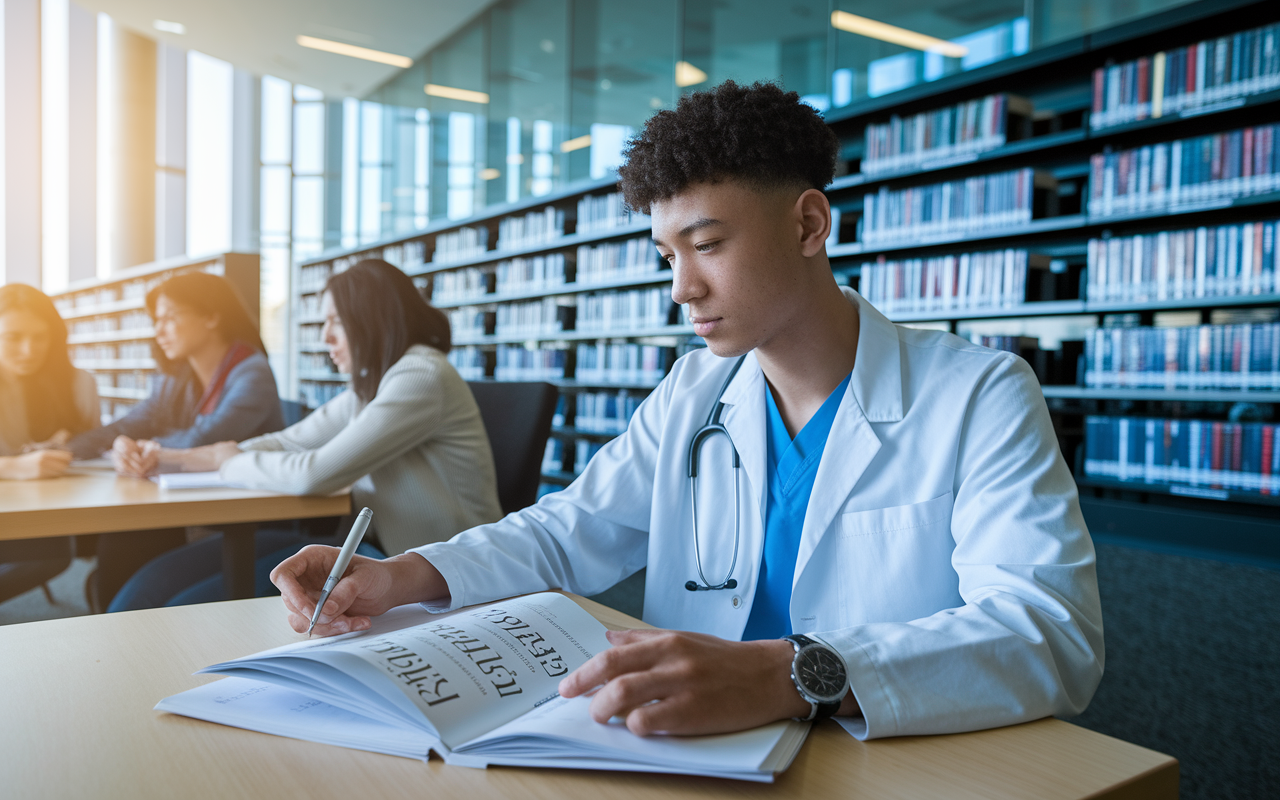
{"left": 834, "top": 492, "right": 961, "bottom": 626}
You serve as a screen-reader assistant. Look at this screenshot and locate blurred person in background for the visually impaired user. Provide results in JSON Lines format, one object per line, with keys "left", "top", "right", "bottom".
{"left": 68, "top": 272, "right": 285, "bottom": 611}
{"left": 107, "top": 259, "right": 501, "bottom": 611}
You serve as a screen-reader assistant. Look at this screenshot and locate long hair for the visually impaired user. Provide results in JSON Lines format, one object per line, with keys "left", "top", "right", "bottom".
{"left": 0, "top": 283, "right": 94, "bottom": 440}
{"left": 325, "top": 259, "right": 452, "bottom": 404}
{"left": 145, "top": 272, "right": 266, "bottom": 375}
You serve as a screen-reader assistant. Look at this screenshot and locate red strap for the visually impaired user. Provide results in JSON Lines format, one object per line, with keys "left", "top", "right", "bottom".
{"left": 197, "top": 341, "right": 255, "bottom": 416}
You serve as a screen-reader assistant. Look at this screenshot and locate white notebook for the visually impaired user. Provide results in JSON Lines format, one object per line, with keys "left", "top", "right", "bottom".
{"left": 153, "top": 471, "right": 231, "bottom": 489}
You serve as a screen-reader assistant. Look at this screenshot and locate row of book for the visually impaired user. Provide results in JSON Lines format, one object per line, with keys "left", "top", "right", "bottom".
{"left": 494, "top": 298, "right": 569, "bottom": 338}
{"left": 496, "top": 207, "right": 565, "bottom": 252}
{"left": 72, "top": 343, "right": 153, "bottom": 362}
{"left": 298, "top": 380, "right": 345, "bottom": 410}
{"left": 1086, "top": 220, "right": 1279, "bottom": 302}
{"left": 859, "top": 249, "right": 1032, "bottom": 314}
{"left": 861, "top": 168, "right": 1037, "bottom": 245}
{"left": 576, "top": 236, "right": 663, "bottom": 285}
{"left": 447, "top": 346, "right": 486, "bottom": 381}
{"left": 1090, "top": 22, "right": 1280, "bottom": 130}
{"left": 577, "top": 192, "right": 647, "bottom": 235}
{"left": 495, "top": 254, "right": 568, "bottom": 295}
{"left": 575, "top": 287, "right": 674, "bottom": 334}
{"left": 575, "top": 390, "right": 643, "bottom": 435}
{"left": 298, "top": 353, "right": 336, "bottom": 375}
{"left": 494, "top": 345, "right": 568, "bottom": 381}
{"left": 297, "top": 293, "right": 324, "bottom": 321}
{"left": 1087, "top": 123, "right": 1280, "bottom": 218}
{"left": 432, "top": 267, "right": 491, "bottom": 305}
{"left": 1083, "top": 323, "right": 1280, "bottom": 390}
{"left": 380, "top": 240, "right": 427, "bottom": 273}
{"left": 448, "top": 309, "right": 488, "bottom": 340}
{"left": 54, "top": 272, "right": 177, "bottom": 316}
{"left": 862, "top": 93, "right": 1030, "bottom": 176}
{"left": 1084, "top": 415, "right": 1278, "bottom": 496}
{"left": 69, "top": 311, "right": 153, "bottom": 337}
{"left": 435, "top": 226, "right": 489, "bottom": 264}
{"left": 575, "top": 343, "right": 673, "bottom": 385}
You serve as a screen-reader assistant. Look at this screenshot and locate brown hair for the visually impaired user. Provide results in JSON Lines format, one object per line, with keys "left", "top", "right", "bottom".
{"left": 325, "top": 259, "right": 452, "bottom": 403}
{"left": 146, "top": 271, "right": 266, "bottom": 375}
{"left": 0, "top": 283, "right": 94, "bottom": 440}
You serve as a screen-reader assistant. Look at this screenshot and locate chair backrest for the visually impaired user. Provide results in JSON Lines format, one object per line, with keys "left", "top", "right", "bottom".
{"left": 467, "top": 381, "right": 559, "bottom": 515}
{"left": 280, "top": 399, "right": 311, "bottom": 427}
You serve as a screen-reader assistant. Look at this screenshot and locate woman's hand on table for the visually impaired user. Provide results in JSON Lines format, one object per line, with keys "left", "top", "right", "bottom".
{"left": 112, "top": 436, "right": 160, "bottom": 478}
{"left": 156, "top": 441, "right": 242, "bottom": 473}
{"left": 0, "top": 450, "right": 74, "bottom": 480}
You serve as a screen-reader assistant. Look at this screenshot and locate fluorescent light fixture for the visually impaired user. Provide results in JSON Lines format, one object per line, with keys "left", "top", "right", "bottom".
{"left": 675, "top": 61, "right": 708, "bottom": 88}
{"left": 480, "top": 168, "right": 502, "bottom": 180}
{"left": 560, "top": 135, "right": 592, "bottom": 153}
{"left": 424, "top": 83, "right": 490, "bottom": 104}
{"left": 153, "top": 19, "right": 185, "bottom": 35}
{"left": 296, "top": 35, "right": 413, "bottom": 68}
{"left": 830, "top": 11, "right": 967, "bottom": 58}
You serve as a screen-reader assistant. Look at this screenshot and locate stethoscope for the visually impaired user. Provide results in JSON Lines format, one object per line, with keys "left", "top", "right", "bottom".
{"left": 685, "top": 355, "right": 748, "bottom": 591}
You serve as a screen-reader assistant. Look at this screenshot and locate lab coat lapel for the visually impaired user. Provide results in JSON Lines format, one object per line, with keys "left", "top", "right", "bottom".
{"left": 793, "top": 288, "right": 903, "bottom": 587}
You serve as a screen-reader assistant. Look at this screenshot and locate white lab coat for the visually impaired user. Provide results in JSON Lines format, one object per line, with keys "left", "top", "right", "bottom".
{"left": 413, "top": 287, "right": 1104, "bottom": 739}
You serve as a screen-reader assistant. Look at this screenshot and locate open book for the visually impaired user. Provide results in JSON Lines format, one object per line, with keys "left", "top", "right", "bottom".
{"left": 156, "top": 593, "right": 809, "bottom": 781}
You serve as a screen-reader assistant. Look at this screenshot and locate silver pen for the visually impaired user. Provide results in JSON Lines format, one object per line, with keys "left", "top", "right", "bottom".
{"left": 307, "top": 507, "right": 374, "bottom": 636}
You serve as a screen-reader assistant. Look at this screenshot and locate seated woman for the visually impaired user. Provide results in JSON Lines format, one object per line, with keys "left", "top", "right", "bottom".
{"left": 0, "top": 284, "right": 99, "bottom": 601}
{"left": 110, "top": 259, "right": 503, "bottom": 611}
{"left": 69, "top": 271, "right": 284, "bottom": 611}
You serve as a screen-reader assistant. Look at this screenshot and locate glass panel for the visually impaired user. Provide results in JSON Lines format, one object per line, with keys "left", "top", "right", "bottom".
{"left": 293, "top": 101, "right": 325, "bottom": 176}
{"left": 359, "top": 101, "right": 386, "bottom": 242}
{"left": 293, "top": 175, "right": 324, "bottom": 243}
{"left": 681, "top": 0, "right": 829, "bottom": 107}
{"left": 569, "top": 0, "right": 676, "bottom": 184}
{"left": 261, "top": 74, "right": 292, "bottom": 165}
{"left": 1032, "top": 0, "right": 1199, "bottom": 49}
{"left": 260, "top": 165, "right": 291, "bottom": 236}
{"left": 428, "top": 19, "right": 488, "bottom": 222}
{"left": 187, "top": 51, "right": 233, "bottom": 257}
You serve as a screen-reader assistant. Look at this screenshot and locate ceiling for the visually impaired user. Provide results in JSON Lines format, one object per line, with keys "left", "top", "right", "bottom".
{"left": 76, "top": 0, "right": 495, "bottom": 98}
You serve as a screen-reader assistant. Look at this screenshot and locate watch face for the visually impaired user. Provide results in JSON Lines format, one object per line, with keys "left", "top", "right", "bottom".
{"left": 797, "top": 646, "right": 847, "bottom": 702}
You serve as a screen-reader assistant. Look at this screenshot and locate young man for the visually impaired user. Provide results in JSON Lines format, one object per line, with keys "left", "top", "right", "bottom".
{"left": 272, "top": 81, "right": 1103, "bottom": 740}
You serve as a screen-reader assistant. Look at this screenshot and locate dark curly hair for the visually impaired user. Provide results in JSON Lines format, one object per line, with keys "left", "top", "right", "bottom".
{"left": 617, "top": 81, "right": 839, "bottom": 213}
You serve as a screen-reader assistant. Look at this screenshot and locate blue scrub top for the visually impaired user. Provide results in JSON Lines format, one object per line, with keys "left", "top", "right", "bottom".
{"left": 741, "top": 373, "right": 851, "bottom": 641}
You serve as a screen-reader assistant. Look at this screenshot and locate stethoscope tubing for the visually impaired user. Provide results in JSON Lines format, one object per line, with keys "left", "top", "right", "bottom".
{"left": 685, "top": 355, "right": 748, "bottom": 591}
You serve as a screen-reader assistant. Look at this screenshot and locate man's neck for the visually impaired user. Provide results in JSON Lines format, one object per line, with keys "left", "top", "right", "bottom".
{"left": 755, "top": 279, "right": 859, "bottom": 438}
{"left": 188, "top": 340, "right": 232, "bottom": 392}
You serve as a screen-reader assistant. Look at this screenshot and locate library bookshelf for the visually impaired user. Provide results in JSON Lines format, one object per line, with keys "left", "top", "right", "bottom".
{"left": 51, "top": 253, "right": 260, "bottom": 424}
{"left": 292, "top": 0, "right": 1280, "bottom": 551}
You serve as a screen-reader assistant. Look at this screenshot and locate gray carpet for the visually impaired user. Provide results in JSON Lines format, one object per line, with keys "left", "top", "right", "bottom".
{"left": 1069, "top": 543, "right": 1280, "bottom": 800}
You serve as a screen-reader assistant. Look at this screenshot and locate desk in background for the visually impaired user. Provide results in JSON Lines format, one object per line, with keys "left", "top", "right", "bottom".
{"left": 0, "top": 464, "right": 350, "bottom": 599}
{"left": 0, "top": 594, "right": 1177, "bottom": 799}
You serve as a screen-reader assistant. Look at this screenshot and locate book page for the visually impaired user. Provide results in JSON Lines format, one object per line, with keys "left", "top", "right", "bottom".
{"left": 202, "top": 593, "right": 611, "bottom": 749}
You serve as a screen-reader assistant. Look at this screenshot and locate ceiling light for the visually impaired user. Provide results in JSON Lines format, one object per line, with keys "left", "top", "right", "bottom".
{"left": 560, "top": 135, "right": 591, "bottom": 153}
{"left": 480, "top": 168, "right": 501, "bottom": 180}
{"left": 296, "top": 35, "right": 413, "bottom": 68}
{"left": 425, "top": 84, "right": 490, "bottom": 104}
{"left": 153, "top": 20, "right": 185, "bottom": 35}
{"left": 675, "top": 61, "right": 707, "bottom": 88}
{"left": 830, "top": 11, "right": 967, "bottom": 58}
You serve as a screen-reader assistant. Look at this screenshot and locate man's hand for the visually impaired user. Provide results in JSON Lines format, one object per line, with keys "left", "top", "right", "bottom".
{"left": 270, "top": 549, "right": 450, "bottom": 636}
{"left": 111, "top": 436, "right": 160, "bottom": 478}
{"left": 21, "top": 429, "right": 71, "bottom": 452}
{"left": 0, "top": 449, "right": 74, "bottom": 480}
{"left": 557, "top": 629, "right": 812, "bottom": 736}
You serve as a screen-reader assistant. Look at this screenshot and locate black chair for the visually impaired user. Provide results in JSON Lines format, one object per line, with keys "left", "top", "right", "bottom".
{"left": 0, "top": 537, "right": 72, "bottom": 605}
{"left": 467, "top": 381, "right": 559, "bottom": 514}
{"left": 280, "top": 399, "right": 311, "bottom": 427}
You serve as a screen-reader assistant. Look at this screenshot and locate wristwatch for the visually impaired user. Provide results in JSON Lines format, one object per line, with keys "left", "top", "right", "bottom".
{"left": 784, "top": 634, "right": 848, "bottom": 722}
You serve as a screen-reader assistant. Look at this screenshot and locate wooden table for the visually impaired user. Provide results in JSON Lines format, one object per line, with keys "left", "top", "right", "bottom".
{"left": 0, "top": 594, "right": 1178, "bottom": 799}
{"left": 0, "top": 463, "right": 350, "bottom": 599}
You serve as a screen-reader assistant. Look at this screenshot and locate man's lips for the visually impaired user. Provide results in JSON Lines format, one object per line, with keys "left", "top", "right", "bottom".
{"left": 690, "top": 317, "right": 722, "bottom": 336}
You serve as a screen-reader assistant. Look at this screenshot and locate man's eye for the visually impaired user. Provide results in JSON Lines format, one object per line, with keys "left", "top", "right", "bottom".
{"left": 695, "top": 242, "right": 716, "bottom": 252}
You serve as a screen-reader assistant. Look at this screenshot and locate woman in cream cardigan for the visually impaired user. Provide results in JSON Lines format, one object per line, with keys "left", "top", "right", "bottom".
{"left": 110, "top": 259, "right": 503, "bottom": 610}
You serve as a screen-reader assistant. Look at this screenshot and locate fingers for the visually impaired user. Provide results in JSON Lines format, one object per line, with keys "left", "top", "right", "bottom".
{"left": 270, "top": 546, "right": 337, "bottom": 617}
{"left": 558, "top": 630, "right": 666, "bottom": 698}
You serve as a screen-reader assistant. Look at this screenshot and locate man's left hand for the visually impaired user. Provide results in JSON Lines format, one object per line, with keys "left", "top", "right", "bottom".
{"left": 557, "top": 629, "right": 810, "bottom": 736}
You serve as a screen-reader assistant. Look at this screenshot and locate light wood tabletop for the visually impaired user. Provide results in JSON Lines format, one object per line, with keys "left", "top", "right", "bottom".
{"left": 0, "top": 463, "right": 350, "bottom": 598}
{"left": 0, "top": 594, "right": 1178, "bottom": 799}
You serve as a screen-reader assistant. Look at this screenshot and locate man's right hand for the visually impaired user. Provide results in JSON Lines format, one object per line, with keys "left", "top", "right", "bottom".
{"left": 2, "top": 449, "right": 74, "bottom": 480}
{"left": 270, "top": 548, "right": 450, "bottom": 636}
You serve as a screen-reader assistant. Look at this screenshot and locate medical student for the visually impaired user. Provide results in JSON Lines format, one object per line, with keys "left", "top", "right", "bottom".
{"left": 109, "top": 259, "right": 503, "bottom": 610}
{"left": 69, "top": 271, "right": 285, "bottom": 611}
{"left": 272, "top": 81, "right": 1104, "bottom": 740}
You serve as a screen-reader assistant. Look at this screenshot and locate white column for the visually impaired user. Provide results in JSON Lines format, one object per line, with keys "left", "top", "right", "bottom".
{"left": 2, "top": 0, "right": 43, "bottom": 286}
{"left": 40, "top": 0, "right": 68, "bottom": 292}
{"left": 230, "top": 67, "right": 259, "bottom": 254}
{"left": 155, "top": 42, "right": 185, "bottom": 260}
{"left": 66, "top": 0, "right": 95, "bottom": 284}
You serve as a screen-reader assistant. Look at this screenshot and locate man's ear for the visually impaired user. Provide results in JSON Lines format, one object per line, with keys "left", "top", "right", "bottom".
{"left": 794, "top": 189, "right": 831, "bottom": 258}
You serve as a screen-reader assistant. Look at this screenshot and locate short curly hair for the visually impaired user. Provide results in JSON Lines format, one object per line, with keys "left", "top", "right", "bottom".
{"left": 617, "top": 81, "right": 839, "bottom": 214}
